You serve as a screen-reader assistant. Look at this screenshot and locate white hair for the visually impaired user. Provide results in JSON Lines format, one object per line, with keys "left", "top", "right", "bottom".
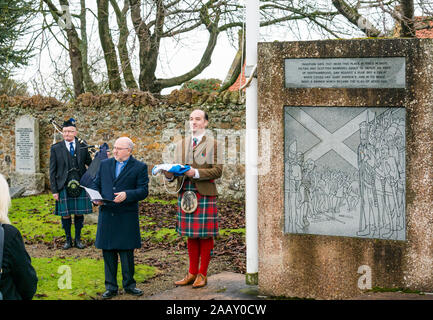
{"left": 116, "top": 137, "right": 134, "bottom": 151}
{"left": 0, "top": 174, "right": 11, "bottom": 224}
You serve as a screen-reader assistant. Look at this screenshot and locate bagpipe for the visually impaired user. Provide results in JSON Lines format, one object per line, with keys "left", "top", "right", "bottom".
{"left": 50, "top": 117, "right": 110, "bottom": 188}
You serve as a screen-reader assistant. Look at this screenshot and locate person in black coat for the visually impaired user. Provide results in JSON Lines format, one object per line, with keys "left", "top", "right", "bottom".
{"left": 0, "top": 174, "right": 38, "bottom": 300}
{"left": 91, "top": 137, "right": 149, "bottom": 299}
{"left": 49, "top": 118, "right": 93, "bottom": 249}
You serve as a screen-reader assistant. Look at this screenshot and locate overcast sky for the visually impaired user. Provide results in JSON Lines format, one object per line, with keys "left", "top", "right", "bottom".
{"left": 12, "top": 2, "right": 367, "bottom": 97}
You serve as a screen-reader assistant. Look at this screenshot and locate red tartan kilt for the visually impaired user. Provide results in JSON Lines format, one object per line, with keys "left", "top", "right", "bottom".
{"left": 176, "top": 180, "right": 219, "bottom": 238}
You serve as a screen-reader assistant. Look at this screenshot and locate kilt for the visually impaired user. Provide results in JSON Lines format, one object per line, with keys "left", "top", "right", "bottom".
{"left": 176, "top": 180, "right": 219, "bottom": 238}
{"left": 54, "top": 187, "right": 93, "bottom": 216}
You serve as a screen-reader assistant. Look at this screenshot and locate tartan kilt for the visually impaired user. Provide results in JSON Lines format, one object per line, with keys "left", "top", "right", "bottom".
{"left": 54, "top": 187, "right": 93, "bottom": 216}
{"left": 176, "top": 180, "right": 219, "bottom": 238}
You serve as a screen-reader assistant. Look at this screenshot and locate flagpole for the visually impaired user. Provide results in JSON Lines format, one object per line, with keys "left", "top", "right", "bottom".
{"left": 245, "top": 0, "right": 259, "bottom": 285}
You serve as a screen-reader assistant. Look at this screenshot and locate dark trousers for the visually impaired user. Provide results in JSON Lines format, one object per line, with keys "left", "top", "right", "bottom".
{"left": 102, "top": 249, "right": 136, "bottom": 291}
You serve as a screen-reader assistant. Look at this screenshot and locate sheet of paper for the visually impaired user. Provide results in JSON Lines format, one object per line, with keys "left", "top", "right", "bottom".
{"left": 81, "top": 186, "right": 104, "bottom": 201}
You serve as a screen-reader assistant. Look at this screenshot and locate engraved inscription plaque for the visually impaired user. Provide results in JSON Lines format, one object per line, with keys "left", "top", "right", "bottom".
{"left": 285, "top": 57, "right": 406, "bottom": 88}
{"left": 284, "top": 107, "right": 406, "bottom": 240}
{"left": 15, "top": 115, "right": 39, "bottom": 173}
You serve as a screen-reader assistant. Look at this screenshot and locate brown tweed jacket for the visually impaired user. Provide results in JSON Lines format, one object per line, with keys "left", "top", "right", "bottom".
{"left": 172, "top": 134, "right": 223, "bottom": 196}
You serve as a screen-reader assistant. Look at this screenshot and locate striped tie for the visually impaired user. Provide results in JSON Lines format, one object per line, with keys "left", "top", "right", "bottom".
{"left": 193, "top": 138, "right": 198, "bottom": 148}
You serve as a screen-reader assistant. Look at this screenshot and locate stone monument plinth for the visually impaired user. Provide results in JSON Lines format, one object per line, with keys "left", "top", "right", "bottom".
{"left": 10, "top": 115, "right": 45, "bottom": 196}
{"left": 257, "top": 39, "right": 433, "bottom": 299}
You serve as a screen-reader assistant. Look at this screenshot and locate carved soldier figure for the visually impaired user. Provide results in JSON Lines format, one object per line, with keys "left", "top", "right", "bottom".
{"left": 357, "top": 121, "right": 368, "bottom": 235}
{"left": 358, "top": 130, "right": 380, "bottom": 237}
{"left": 381, "top": 144, "right": 400, "bottom": 239}
{"left": 298, "top": 158, "right": 316, "bottom": 228}
{"left": 285, "top": 141, "right": 302, "bottom": 233}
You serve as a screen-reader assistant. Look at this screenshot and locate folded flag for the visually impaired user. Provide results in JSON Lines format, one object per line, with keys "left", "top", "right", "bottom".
{"left": 152, "top": 164, "right": 191, "bottom": 176}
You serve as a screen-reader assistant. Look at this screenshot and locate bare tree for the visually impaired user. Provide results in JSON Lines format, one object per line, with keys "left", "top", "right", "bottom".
{"left": 400, "top": 0, "right": 415, "bottom": 37}
{"left": 110, "top": 0, "right": 138, "bottom": 89}
{"left": 97, "top": 0, "right": 122, "bottom": 92}
{"left": 332, "top": 0, "right": 383, "bottom": 36}
{"left": 43, "top": 0, "right": 85, "bottom": 97}
{"left": 79, "top": 0, "right": 98, "bottom": 92}
{"left": 36, "top": 0, "right": 429, "bottom": 98}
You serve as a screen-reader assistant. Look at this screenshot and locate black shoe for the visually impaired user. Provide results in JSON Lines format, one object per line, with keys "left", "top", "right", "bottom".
{"left": 62, "top": 240, "right": 73, "bottom": 250}
{"left": 124, "top": 287, "right": 143, "bottom": 296}
{"left": 74, "top": 239, "right": 85, "bottom": 249}
{"left": 101, "top": 290, "right": 118, "bottom": 300}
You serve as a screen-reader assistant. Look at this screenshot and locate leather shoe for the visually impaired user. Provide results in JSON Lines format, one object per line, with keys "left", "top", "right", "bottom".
{"left": 62, "top": 240, "right": 73, "bottom": 250}
{"left": 74, "top": 239, "right": 85, "bottom": 249}
{"left": 174, "top": 272, "right": 197, "bottom": 286}
{"left": 101, "top": 290, "right": 118, "bottom": 300}
{"left": 124, "top": 287, "right": 143, "bottom": 296}
{"left": 192, "top": 273, "right": 207, "bottom": 288}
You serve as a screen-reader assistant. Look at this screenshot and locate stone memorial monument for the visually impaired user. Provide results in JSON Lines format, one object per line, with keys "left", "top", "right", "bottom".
{"left": 10, "top": 115, "right": 45, "bottom": 195}
{"left": 257, "top": 39, "right": 433, "bottom": 299}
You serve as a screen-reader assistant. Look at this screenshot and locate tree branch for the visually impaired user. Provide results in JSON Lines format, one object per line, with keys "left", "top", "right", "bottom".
{"left": 332, "top": 0, "right": 383, "bottom": 37}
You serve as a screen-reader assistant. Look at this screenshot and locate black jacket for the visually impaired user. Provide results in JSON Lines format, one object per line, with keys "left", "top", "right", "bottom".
{"left": 91, "top": 156, "right": 149, "bottom": 250}
{"left": 0, "top": 224, "right": 38, "bottom": 300}
{"left": 49, "top": 138, "right": 92, "bottom": 194}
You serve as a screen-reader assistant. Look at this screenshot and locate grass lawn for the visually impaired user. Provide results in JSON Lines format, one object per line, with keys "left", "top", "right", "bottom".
{"left": 8, "top": 194, "right": 163, "bottom": 300}
{"left": 7, "top": 193, "right": 244, "bottom": 300}
{"left": 32, "top": 257, "right": 157, "bottom": 300}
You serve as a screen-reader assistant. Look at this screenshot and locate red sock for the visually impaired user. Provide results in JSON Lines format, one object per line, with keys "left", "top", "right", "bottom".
{"left": 187, "top": 238, "right": 200, "bottom": 275}
{"left": 198, "top": 238, "right": 214, "bottom": 276}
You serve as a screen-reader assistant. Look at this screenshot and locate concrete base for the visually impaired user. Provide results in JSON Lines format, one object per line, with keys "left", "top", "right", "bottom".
{"left": 246, "top": 273, "right": 258, "bottom": 285}
{"left": 9, "top": 186, "right": 25, "bottom": 198}
{"left": 84, "top": 211, "right": 99, "bottom": 225}
{"left": 146, "top": 272, "right": 260, "bottom": 300}
{"left": 10, "top": 172, "right": 45, "bottom": 196}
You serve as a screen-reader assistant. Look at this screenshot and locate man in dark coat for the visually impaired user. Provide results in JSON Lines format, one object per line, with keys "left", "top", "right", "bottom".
{"left": 91, "top": 137, "right": 148, "bottom": 299}
{"left": 49, "top": 118, "right": 93, "bottom": 249}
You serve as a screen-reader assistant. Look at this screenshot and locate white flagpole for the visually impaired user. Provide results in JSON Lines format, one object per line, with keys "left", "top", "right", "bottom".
{"left": 245, "top": 0, "right": 259, "bottom": 285}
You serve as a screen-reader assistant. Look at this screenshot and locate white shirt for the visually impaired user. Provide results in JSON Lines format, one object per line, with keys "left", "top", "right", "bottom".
{"left": 191, "top": 133, "right": 205, "bottom": 179}
{"left": 65, "top": 140, "right": 76, "bottom": 152}
{"left": 165, "top": 134, "right": 204, "bottom": 181}
{"left": 192, "top": 132, "right": 205, "bottom": 147}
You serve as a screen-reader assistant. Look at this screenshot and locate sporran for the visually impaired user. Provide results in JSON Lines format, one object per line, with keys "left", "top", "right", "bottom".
{"left": 66, "top": 167, "right": 81, "bottom": 198}
{"left": 66, "top": 179, "right": 81, "bottom": 198}
{"left": 181, "top": 191, "right": 198, "bottom": 213}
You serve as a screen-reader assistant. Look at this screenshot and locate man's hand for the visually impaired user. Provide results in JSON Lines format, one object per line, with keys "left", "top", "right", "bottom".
{"left": 53, "top": 193, "right": 59, "bottom": 201}
{"left": 114, "top": 191, "right": 127, "bottom": 203}
{"left": 185, "top": 168, "right": 196, "bottom": 178}
{"left": 93, "top": 200, "right": 103, "bottom": 206}
{"left": 162, "top": 170, "right": 174, "bottom": 179}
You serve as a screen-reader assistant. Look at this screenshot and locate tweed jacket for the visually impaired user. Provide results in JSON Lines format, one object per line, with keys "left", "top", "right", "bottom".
{"left": 172, "top": 134, "right": 223, "bottom": 196}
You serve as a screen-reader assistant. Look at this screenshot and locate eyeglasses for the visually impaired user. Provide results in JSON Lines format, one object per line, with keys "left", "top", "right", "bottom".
{"left": 113, "top": 146, "right": 130, "bottom": 151}
{"left": 62, "top": 130, "right": 76, "bottom": 134}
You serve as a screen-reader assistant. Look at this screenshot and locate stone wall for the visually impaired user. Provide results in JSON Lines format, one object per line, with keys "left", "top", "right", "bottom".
{"left": 0, "top": 89, "right": 246, "bottom": 200}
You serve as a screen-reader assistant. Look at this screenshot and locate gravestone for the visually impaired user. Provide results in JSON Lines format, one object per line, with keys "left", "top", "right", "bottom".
{"left": 10, "top": 115, "right": 45, "bottom": 195}
{"left": 257, "top": 39, "right": 433, "bottom": 299}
